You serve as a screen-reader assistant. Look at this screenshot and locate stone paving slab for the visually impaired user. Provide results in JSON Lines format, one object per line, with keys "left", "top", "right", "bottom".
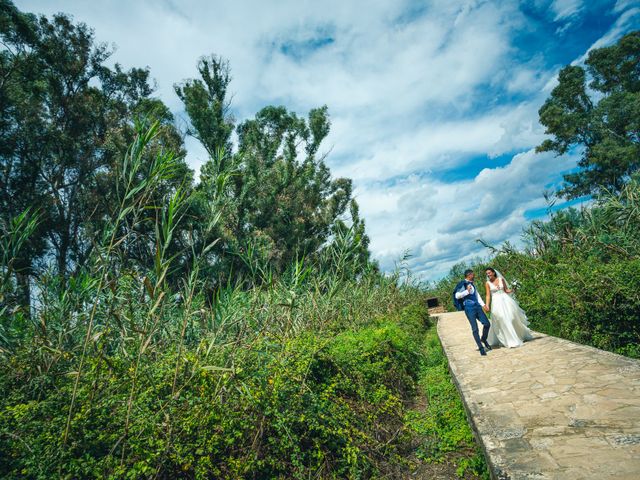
{"left": 435, "top": 311, "right": 640, "bottom": 480}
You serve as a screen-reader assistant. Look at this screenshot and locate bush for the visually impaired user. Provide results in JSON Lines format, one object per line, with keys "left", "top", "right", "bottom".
{"left": 404, "top": 329, "right": 488, "bottom": 479}
{"left": 0, "top": 289, "right": 432, "bottom": 478}
{"left": 0, "top": 123, "right": 487, "bottom": 478}
{"left": 429, "top": 177, "right": 640, "bottom": 359}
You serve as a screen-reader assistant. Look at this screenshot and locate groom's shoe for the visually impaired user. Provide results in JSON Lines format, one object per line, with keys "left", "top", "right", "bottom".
{"left": 482, "top": 340, "right": 492, "bottom": 351}
{"left": 479, "top": 347, "right": 487, "bottom": 356}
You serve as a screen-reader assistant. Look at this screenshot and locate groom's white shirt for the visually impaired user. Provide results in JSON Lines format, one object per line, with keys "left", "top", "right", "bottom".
{"left": 455, "top": 283, "right": 486, "bottom": 307}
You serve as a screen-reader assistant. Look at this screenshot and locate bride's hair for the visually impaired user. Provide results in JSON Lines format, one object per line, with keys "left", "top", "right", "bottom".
{"left": 485, "top": 267, "right": 497, "bottom": 277}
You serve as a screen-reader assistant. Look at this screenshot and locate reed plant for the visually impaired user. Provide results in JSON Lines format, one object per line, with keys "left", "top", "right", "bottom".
{"left": 0, "top": 122, "right": 485, "bottom": 478}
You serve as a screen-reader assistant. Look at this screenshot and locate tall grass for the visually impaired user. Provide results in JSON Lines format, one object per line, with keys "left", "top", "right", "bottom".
{"left": 0, "top": 208, "right": 40, "bottom": 349}
{"left": 0, "top": 122, "right": 488, "bottom": 478}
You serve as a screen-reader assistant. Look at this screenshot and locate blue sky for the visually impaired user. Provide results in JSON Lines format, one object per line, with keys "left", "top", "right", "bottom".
{"left": 17, "top": 0, "right": 640, "bottom": 279}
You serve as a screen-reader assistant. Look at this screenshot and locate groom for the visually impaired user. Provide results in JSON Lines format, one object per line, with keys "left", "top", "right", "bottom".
{"left": 454, "top": 269, "right": 491, "bottom": 356}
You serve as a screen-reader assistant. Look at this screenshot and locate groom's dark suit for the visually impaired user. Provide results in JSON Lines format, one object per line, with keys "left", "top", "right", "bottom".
{"left": 455, "top": 280, "right": 491, "bottom": 352}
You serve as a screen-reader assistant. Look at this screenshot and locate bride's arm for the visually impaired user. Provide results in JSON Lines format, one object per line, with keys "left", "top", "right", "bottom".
{"left": 501, "top": 277, "right": 513, "bottom": 294}
{"left": 485, "top": 282, "right": 491, "bottom": 310}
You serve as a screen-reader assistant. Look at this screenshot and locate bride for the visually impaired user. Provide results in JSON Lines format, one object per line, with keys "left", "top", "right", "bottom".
{"left": 484, "top": 267, "right": 533, "bottom": 348}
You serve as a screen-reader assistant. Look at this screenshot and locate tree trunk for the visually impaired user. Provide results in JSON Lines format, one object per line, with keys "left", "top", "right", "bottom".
{"left": 15, "top": 270, "right": 31, "bottom": 320}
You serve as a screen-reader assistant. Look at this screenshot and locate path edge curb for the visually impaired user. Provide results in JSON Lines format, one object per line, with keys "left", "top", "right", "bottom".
{"left": 433, "top": 313, "right": 505, "bottom": 480}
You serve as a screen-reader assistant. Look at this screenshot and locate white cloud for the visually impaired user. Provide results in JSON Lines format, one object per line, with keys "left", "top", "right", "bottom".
{"left": 551, "top": 0, "right": 584, "bottom": 21}
{"left": 357, "top": 148, "right": 578, "bottom": 279}
{"left": 574, "top": 3, "right": 640, "bottom": 63}
{"left": 614, "top": 0, "right": 640, "bottom": 13}
{"left": 13, "top": 0, "right": 638, "bottom": 279}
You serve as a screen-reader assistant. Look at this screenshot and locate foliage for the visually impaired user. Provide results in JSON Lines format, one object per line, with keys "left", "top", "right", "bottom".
{"left": 177, "top": 56, "right": 372, "bottom": 284}
{"left": 430, "top": 176, "right": 640, "bottom": 359}
{"left": 175, "top": 55, "right": 234, "bottom": 158}
{"left": 0, "top": 120, "right": 486, "bottom": 478}
{"left": 537, "top": 30, "right": 640, "bottom": 198}
{"left": 0, "top": 1, "right": 189, "bottom": 312}
{"left": 0, "top": 292, "right": 486, "bottom": 479}
{"left": 404, "top": 328, "right": 489, "bottom": 479}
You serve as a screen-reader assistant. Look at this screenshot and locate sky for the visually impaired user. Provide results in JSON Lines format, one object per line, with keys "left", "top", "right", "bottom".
{"left": 16, "top": 0, "right": 640, "bottom": 279}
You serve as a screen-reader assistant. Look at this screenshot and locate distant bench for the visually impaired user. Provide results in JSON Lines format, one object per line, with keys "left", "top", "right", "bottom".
{"left": 426, "top": 296, "right": 445, "bottom": 315}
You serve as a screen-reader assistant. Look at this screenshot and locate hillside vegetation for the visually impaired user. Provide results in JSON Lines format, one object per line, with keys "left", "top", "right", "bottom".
{"left": 0, "top": 124, "right": 487, "bottom": 478}
{"left": 431, "top": 176, "right": 640, "bottom": 359}
{"left": 0, "top": 3, "right": 487, "bottom": 478}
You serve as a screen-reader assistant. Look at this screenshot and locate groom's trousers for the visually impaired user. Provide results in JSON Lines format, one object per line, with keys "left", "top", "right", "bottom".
{"left": 463, "top": 303, "right": 490, "bottom": 350}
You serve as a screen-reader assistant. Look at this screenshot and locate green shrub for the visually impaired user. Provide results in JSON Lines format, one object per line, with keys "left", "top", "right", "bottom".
{"left": 404, "top": 329, "right": 488, "bottom": 479}
{"left": 0, "top": 293, "right": 489, "bottom": 479}
{"left": 429, "top": 179, "right": 640, "bottom": 359}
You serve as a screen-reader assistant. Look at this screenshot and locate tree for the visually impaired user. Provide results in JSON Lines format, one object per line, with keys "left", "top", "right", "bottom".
{"left": 537, "top": 30, "right": 640, "bottom": 198}
{"left": 322, "top": 199, "right": 375, "bottom": 279}
{"left": 174, "top": 55, "right": 234, "bottom": 159}
{"left": 233, "top": 104, "right": 354, "bottom": 272}
{"left": 0, "top": 1, "right": 190, "bottom": 308}
{"left": 177, "top": 56, "right": 370, "bottom": 282}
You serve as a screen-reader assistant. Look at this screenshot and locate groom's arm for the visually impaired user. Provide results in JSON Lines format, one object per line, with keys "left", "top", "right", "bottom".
{"left": 455, "top": 285, "right": 471, "bottom": 299}
{"left": 454, "top": 289, "right": 469, "bottom": 299}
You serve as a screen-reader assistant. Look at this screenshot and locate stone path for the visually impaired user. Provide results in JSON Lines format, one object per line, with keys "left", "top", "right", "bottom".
{"left": 435, "top": 311, "right": 640, "bottom": 480}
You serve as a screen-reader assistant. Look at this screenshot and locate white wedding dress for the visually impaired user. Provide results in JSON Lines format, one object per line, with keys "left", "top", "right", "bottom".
{"left": 486, "top": 278, "right": 533, "bottom": 348}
